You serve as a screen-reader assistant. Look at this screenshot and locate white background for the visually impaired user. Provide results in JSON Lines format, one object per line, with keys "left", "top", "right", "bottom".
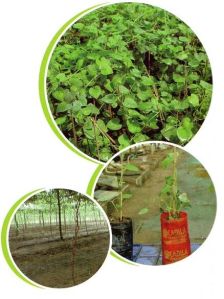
{"left": 0, "top": 0, "right": 224, "bottom": 298}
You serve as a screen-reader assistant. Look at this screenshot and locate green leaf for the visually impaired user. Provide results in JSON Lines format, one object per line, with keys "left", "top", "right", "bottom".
{"left": 178, "top": 192, "right": 190, "bottom": 203}
{"left": 142, "top": 76, "right": 154, "bottom": 86}
{"left": 176, "top": 52, "right": 188, "bottom": 60}
{"left": 82, "top": 104, "right": 99, "bottom": 116}
{"left": 56, "top": 73, "right": 67, "bottom": 82}
{"left": 95, "top": 119, "right": 106, "bottom": 132}
{"left": 173, "top": 73, "right": 185, "bottom": 83}
{"left": 138, "top": 208, "right": 149, "bottom": 215}
{"left": 177, "top": 126, "right": 191, "bottom": 141}
{"left": 161, "top": 124, "right": 177, "bottom": 141}
{"left": 107, "top": 118, "right": 122, "bottom": 131}
{"left": 76, "top": 58, "right": 84, "bottom": 70}
{"left": 162, "top": 58, "right": 173, "bottom": 65}
{"left": 89, "top": 86, "right": 102, "bottom": 99}
{"left": 133, "top": 133, "right": 149, "bottom": 143}
{"left": 56, "top": 102, "right": 72, "bottom": 113}
{"left": 52, "top": 89, "right": 64, "bottom": 101}
{"left": 56, "top": 116, "right": 67, "bottom": 125}
{"left": 119, "top": 85, "right": 129, "bottom": 94}
{"left": 124, "top": 163, "right": 140, "bottom": 172}
{"left": 118, "top": 134, "right": 130, "bottom": 147}
{"left": 72, "top": 101, "right": 82, "bottom": 112}
{"left": 177, "top": 118, "right": 193, "bottom": 142}
{"left": 187, "top": 94, "right": 199, "bottom": 107}
{"left": 138, "top": 101, "right": 152, "bottom": 112}
{"left": 123, "top": 193, "right": 133, "bottom": 199}
{"left": 137, "top": 90, "right": 152, "bottom": 101}
{"left": 161, "top": 153, "right": 174, "bottom": 168}
{"left": 100, "top": 94, "right": 117, "bottom": 104}
{"left": 99, "top": 147, "right": 112, "bottom": 162}
{"left": 200, "top": 80, "right": 212, "bottom": 91}
{"left": 127, "top": 119, "right": 142, "bottom": 133}
{"left": 69, "top": 76, "right": 83, "bottom": 88}
{"left": 104, "top": 79, "right": 113, "bottom": 92}
{"left": 123, "top": 96, "right": 138, "bottom": 108}
{"left": 96, "top": 57, "right": 113, "bottom": 75}
{"left": 73, "top": 23, "right": 84, "bottom": 30}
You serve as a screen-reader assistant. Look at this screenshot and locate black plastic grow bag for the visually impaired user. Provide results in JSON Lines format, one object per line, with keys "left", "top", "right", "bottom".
{"left": 111, "top": 217, "right": 133, "bottom": 261}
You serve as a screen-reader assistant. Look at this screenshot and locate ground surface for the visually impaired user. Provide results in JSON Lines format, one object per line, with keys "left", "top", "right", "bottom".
{"left": 132, "top": 243, "right": 201, "bottom": 265}
{"left": 9, "top": 223, "right": 110, "bottom": 288}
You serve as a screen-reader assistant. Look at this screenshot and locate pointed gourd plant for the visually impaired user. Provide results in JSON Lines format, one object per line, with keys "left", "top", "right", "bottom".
{"left": 160, "top": 147, "right": 191, "bottom": 219}
{"left": 47, "top": 2, "right": 212, "bottom": 161}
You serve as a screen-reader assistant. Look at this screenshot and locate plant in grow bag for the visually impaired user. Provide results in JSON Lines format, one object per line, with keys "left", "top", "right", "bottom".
{"left": 160, "top": 147, "right": 191, "bottom": 264}
{"left": 97, "top": 154, "right": 140, "bottom": 260}
{"left": 110, "top": 154, "right": 141, "bottom": 260}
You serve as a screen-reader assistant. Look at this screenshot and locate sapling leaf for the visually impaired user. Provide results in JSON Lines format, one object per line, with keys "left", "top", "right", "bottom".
{"left": 122, "top": 193, "right": 133, "bottom": 199}
{"left": 178, "top": 192, "right": 190, "bottom": 203}
{"left": 138, "top": 208, "right": 149, "bottom": 215}
{"left": 124, "top": 163, "right": 140, "bottom": 172}
{"left": 161, "top": 153, "right": 174, "bottom": 168}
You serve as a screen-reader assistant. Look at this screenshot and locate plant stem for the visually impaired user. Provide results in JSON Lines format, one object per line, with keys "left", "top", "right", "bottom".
{"left": 70, "top": 112, "right": 77, "bottom": 146}
{"left": 172, "top": 147, "right": 178, "bottom": 217}
{"left": 93, "top": 116, "right": 100, "bottom": 159}
{"left": 91, "top": 118, "right": 118, "bottom": 150}
{"left": 119, "top": 153, "right": 124, "bottom": 221}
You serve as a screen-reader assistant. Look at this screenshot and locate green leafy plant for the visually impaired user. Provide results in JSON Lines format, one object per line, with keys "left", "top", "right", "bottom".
{"left": 160, "top": 148, "right": 191, "bottom": 219}
{"left": 47, "top": 3, "right": 212, "bottom": 161}
{"left": 111, "top": 154, "right": 139, "bottom": 221}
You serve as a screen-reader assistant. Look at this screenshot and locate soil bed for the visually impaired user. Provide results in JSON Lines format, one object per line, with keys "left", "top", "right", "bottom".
{"left": 9, "top": 224, "right": 109, "bottom": 288}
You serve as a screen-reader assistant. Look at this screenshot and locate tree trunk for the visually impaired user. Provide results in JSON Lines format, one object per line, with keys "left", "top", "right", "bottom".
{"left": 14, "top": 214, "right": 19, "bottom": 236}
{"left": 63, "top": 207, "right": 67, "bottom": 234}
{"left": 49, "top": 197, "right": 52, "bottom": 236}
{"left": 56, "top": 189, "right": 64, "bottom": 240}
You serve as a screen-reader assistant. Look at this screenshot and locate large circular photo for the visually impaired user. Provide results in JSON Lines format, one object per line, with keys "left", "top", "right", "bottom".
{"left": 44, "top": 2, "right": 212, "bottom": 162}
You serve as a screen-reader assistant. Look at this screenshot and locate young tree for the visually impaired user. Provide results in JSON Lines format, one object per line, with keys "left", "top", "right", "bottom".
{"left": 56, "top": 189, "right": 64, "bottom": 240}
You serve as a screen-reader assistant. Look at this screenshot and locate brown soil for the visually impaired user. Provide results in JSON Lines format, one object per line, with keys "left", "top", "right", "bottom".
{"left": 9, "top": 224, "right": 110, "bottom": 288}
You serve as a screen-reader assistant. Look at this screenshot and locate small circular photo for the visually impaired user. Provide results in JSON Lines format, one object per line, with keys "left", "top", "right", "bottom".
{"left": 8, "top": 189, "right": 111, "bottom": 288}
{"left": 43, "top": 2, "right": 212, "bottom": 162}
{"left": 94, "top": 142, "right": 216, "bottom": 265}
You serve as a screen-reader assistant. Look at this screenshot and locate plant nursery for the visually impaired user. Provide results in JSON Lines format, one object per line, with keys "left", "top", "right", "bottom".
{"left": 9, "top": 189, "right": 110, "bottom": 288}
{"left": 94, "top": 143, "right": 216, "bottom": 265}
{"left": 47, "top": 2, "right": 212, "bottom": 161}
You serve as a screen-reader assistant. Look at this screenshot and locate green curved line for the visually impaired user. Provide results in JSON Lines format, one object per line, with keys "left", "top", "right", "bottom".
{"left": 110, "top": 249, "right": 137, "bottom": 266}
{"left": 86, "top": 164, "right": 104, "bottom": 196}
{"left": 39, "top": 3, "right": 105, "bottom": 165}
{"left": 1, "top": 189, "right": 43, "bottom": 287}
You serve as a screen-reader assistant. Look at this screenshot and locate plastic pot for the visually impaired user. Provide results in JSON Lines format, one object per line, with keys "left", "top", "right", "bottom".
{"left": 111, "top": 217, "right": 133, "bottom": 261}
{"left": 161, "top": 211, "right": 191, "bottom": 265}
